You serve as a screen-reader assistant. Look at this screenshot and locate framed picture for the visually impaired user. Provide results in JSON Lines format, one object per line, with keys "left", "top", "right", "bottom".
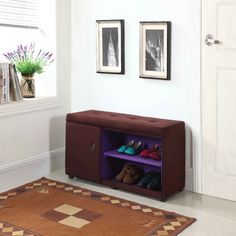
{"left": 139, "top": 21, "right": 171, "bottom": 80}
{"left": 96, "top": 20, "right": 125, "bottom": 74}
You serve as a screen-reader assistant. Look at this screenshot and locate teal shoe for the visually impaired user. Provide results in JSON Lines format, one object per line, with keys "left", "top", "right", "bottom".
{"left": 124, "top": 141, "right": 143, "bottom": 155}
{"left": 117, "top": 140, "right": 134, "bottom": 153}
{"left": 124, "top": 146, "right": 136, "bottom": 155}
{"left": 117, "top": 145, "right": 127, "bottom": 153}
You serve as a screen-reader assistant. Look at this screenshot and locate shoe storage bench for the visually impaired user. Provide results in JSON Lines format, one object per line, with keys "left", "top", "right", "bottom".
{"left": 66, "top": 110, "right": 185, "bottom": 201}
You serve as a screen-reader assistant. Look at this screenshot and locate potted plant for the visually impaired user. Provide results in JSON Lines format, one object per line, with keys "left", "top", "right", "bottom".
{"left": 3, "top": 43, "right": 54, "bottom": 98}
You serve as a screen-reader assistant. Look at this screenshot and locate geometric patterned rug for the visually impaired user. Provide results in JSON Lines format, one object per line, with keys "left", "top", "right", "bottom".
{"left": 0, "top": 178, "right": 196, "bottom": 236}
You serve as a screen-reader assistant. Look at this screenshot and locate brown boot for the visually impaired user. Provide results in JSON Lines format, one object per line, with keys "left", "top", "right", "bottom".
{"left": 123, "top": 171, "right": 134, "bottom": 184}
{"left": 123, "top": 165, "right": 144, "bottom": 184}
{"left": 115, "top": 164, "right": 130, "bottom": 182}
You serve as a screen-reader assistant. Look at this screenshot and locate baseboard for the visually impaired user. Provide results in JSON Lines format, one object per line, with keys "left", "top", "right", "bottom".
{"left": 185, "top": 167, "right": 193, "bottom": 191}
{"left": 0, "top": 148, "right": 65, "bottom": 192}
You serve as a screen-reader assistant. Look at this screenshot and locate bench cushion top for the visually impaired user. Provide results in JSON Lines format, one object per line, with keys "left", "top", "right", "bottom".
{"left": 66, "top": 110, "right": 184, "bottom": 136}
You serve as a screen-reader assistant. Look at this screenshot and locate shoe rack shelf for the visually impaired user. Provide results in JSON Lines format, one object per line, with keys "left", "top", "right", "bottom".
{"left": 101, "top": 178, "right": 162, "bottom": 199}
{"left": 103, "top": 150, "right": 162, "bottom": 167}
{"left": 66, "top": 110, "right": 185, "bottom": 201}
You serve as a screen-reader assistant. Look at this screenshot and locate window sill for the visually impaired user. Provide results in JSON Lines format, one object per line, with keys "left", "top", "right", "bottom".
{"left": 0, "top": 96, "right": 62, "bottom": 117}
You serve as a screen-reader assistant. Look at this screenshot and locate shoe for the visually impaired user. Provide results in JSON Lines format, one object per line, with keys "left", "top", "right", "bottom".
{"left": 149, "top": 151, "right": 161, "bottom": 160}
{"left": 115, "top": 164, "right": 130, "bottom": 182}
{"left": 147, "top": 172, "right": 161, "bottom": 191}
{"left": 123, "top": 165, "right": 144, "bottom": 184}
{"left": 140, "top": 144, "right": 159, "bottom": 158}
{"left": 117, "top": 140, "right": 134, "bottom": 153}
{"left": 124, "top": 141, "right": 143, "bottom": 155}
{"left": 138, "top": 171, "right": 156, "bottom": 188}
{"left": 139, "top": 149, "right": 150, "bottom": 158}
{"left": 149, "top": 144, "right": 161, "bottom": 160}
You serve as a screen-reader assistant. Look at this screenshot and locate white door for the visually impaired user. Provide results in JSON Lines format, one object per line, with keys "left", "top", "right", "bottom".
{"left": 202, "top": 0, "right": 236, "bottom": 201}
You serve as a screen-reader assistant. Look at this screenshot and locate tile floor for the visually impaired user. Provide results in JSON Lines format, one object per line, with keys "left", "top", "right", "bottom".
{"left": 46, "top": 169, "right": 236, "bottom": 236}
{"left": 1, "top": 168, "right": 234, "bottom": 235}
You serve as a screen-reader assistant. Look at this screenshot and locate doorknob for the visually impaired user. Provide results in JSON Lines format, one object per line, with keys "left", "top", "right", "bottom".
{"left": 205, "top": 34, "right": 221, "bottom": 46}
{"left": 90, "top": 143, "right": 96, "bottom": 152}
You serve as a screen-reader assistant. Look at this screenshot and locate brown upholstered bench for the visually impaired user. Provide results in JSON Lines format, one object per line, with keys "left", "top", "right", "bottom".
{"left": 66, "top": 110, "right": 185, "bottom": 201}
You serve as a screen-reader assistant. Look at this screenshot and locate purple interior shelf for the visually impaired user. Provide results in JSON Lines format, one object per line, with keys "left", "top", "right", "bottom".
{"left": 103, "top": 149, "right": 162, "bottom": 167}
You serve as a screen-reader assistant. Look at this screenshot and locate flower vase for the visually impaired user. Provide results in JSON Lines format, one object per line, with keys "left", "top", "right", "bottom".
{"left": 21, "top": 74, "right": 35, "bottom": 98}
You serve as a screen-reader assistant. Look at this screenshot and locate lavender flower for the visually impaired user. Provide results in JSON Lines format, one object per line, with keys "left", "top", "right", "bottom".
{"left": 3, "top": 43, "right": 54, "bottom": 76}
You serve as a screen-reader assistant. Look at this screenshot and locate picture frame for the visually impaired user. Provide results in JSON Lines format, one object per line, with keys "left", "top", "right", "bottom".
{"left": 96, "top": 20, "right": 125, "bottom": 74}
{"left": 139, "top": 21, "right": 171, "bottom": 80}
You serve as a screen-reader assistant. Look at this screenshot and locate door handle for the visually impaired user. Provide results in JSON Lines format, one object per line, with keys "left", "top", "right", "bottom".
{"left": 90, "top": 143, "right": 96, "bottom": 152}
{"left": 205, "top": 34, "right": 221, "bottom": 46}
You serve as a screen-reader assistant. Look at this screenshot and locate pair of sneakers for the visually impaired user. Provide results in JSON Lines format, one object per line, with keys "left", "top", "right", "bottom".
{"left": 138, "top": 171, "right": 161, "bottom": 191}
{"left": 117, "top": 140, "right": 143, "bottom": 155}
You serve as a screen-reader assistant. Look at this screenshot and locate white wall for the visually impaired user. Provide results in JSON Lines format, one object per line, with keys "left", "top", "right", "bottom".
{"left": 71, "top": 0, "right": 201, "bottom": 191}
{"left": 0, "top": 0, "right": 70, "bottom": 189}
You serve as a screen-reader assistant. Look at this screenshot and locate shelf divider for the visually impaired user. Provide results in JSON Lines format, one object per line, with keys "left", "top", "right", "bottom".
{"left": 103, "top": 149, "right": 162, "bottom": 167}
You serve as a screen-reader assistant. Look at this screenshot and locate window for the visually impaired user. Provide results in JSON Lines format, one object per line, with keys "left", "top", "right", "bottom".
{"left": 0, "top": 0, "right": 56, "bottom": 97}
{"left": 0, "top": 0, "right": 39, "bottom": 28}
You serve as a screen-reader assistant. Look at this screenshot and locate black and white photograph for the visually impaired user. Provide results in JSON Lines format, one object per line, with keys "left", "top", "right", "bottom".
{"left": 139, "top": 22, "right": 171, "bottom": 80}
{"left": 96, "top": 20, "right": 124, "bottom": 74}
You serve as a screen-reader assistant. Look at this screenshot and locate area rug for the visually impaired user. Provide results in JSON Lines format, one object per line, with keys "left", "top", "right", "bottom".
{"left": 0, "top": 178, "right": 195, "bottom": 236}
